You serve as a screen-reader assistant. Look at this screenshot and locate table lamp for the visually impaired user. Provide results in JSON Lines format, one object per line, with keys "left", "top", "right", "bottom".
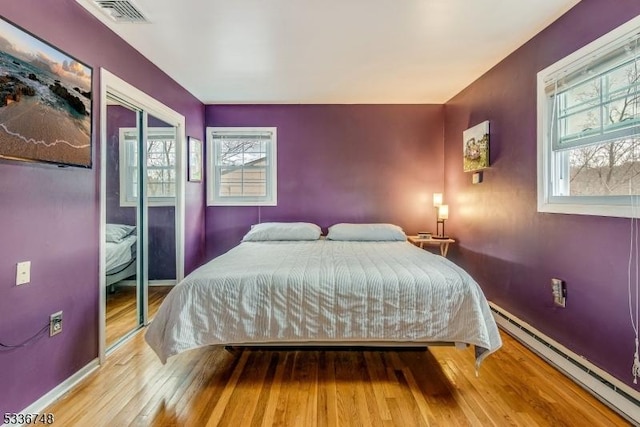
{"left": 434, "top": 204, "right": 449, "bottom": 239}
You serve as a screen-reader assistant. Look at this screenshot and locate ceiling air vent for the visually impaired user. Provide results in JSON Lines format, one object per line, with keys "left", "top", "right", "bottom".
{"left": 92, "top": 0, "right": 149, "bottom": 23}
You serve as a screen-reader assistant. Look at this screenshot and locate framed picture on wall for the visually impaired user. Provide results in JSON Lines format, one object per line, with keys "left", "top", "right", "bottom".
{"left": 463, "top": 120, "right": 490, "bottom": 172}
{"left": 188, "top": 136, "right": 202, "bottom": 182}
{"left": 0, "top": 16, "right": 93, "bottom": 168}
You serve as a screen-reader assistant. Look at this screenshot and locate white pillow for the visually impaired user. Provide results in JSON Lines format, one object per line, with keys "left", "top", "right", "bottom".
{"left": 326, "top": 223, "right": 406, "bottom": 241}
{"left": 106, "top": 223, "right": 136, "bottom": 243}
{"left": 242, "top": 222, "right": 322, "bottom": 241}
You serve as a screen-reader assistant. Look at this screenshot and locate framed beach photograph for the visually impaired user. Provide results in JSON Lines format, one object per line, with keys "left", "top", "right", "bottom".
{"left": 188, "top": 136, "right": 202, "bottom": 182}
{"left": 0, "top": 17, "right": 93, "bottom": 168}
{"left": 463, "top": 120, "right": 490, "bottom": 172}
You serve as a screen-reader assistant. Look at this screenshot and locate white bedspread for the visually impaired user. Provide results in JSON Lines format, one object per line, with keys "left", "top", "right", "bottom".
{"left": 145, "top": 240, "right": 501, "bottom": 367}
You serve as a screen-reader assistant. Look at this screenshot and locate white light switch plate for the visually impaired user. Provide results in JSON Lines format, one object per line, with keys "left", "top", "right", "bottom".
{"left": 16, "top": 261, "right": 31, "bottom": 286}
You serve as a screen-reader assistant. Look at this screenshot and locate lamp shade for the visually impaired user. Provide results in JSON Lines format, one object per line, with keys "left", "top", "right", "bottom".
{"left": 433, "top": 193, "right": 443, "bottom": 207}
{"left": 438, "top": 204, "right": 449, "bottom": 220}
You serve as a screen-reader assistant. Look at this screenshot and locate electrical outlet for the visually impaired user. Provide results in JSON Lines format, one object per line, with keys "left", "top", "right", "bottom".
{"left": 551, "top": 278, "right": 566, "bottom": 308}
{"left": 49, "top": 311, "right": 63, "bottom": 336}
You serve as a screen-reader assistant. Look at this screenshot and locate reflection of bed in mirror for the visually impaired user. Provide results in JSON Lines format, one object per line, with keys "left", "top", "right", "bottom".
{"left": 105, "top": 224, "right": 137, "bottom": 289}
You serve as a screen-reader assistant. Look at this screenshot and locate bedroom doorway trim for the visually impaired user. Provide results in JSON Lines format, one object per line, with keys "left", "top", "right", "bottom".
{"left": 98, "top": 68, "right": 186, "bottom": 363}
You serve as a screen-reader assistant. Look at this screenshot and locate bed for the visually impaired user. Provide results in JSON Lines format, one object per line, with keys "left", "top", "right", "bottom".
{"left": 105, "top": 223, "right": 137, "bottom": 288}
{"left": 145, "top": 223, "right": 501, "bottom": 369}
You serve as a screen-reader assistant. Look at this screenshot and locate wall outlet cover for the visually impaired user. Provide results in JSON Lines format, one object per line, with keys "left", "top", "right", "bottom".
{"left": 16, "top": 261, "right": 31, "bottom": 286}
{"left": 50, "top": 311, "right": 63, "bottom": 336}
{"left": 551, "top": 278, "right": 566, "bottom": 308}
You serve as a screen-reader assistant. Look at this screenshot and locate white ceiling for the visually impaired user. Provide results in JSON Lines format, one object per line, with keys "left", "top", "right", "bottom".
{"left": 77, "top": 0, "right": 581, "bottom": 104}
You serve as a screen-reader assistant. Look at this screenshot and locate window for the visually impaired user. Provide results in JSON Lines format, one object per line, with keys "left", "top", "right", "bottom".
{"left": 207, "top": 127, "right": 277, "bottom": 206}
{"left": 119, "top": 127, "right": 176, "bottom": 207}
{"left": 537, "top": 15, "right": 640, "bottom": 218}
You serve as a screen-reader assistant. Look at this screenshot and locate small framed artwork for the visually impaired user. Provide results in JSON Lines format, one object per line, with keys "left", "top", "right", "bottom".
{"left": 463, "top": 120, "right": 490, "bottom": 172}
{"left": 188, "top": 136, "right": 202, "bottom": 182}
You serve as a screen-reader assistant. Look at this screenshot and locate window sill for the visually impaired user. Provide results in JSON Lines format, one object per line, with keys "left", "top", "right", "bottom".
{"left": 537, "top": 200, "right": 636, "bottom": 219}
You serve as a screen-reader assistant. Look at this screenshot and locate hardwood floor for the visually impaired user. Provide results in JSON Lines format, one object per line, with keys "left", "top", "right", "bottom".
{"left": 46, "top": 327, "right": 628, "bottom": 426}
{"left": 106, "top": 286, "right": 172, "bottom": 348}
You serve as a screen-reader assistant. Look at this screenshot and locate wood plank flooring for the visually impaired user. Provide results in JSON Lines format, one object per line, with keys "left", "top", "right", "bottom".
{"left": 46, "top": 326, "right": 629, "bottom": 426}
{"left": 106, "top": 286, "right": 172, "bottom": 348}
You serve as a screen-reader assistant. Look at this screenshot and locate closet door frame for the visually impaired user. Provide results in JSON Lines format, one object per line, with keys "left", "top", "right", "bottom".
{"left": 98, "top": 68, "right": 186, "bottom": 363}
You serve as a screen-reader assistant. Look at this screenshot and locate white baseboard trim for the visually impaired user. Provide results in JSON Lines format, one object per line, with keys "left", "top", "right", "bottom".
{"left": 117, "top": 280, "right": 177, "bottom": 287}
{"left": 490, "top": 302, "right": 640, "bottom": 425}
{"left": 149, "top": 280, "right": 176, "bottom": 286}
{"left": 2, "top": 359, "right": 99, "bottom": 427}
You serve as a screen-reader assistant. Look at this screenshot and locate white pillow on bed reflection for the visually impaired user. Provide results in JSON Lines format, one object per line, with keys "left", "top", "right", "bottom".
{"left": 242, "top": 222, "right": 322, "bottom": 241}
{"left": 106, "top": 223, "right": 136, "bottom": 243}
{"left": 326, "top": 223, "right": 406, "bottom": 241}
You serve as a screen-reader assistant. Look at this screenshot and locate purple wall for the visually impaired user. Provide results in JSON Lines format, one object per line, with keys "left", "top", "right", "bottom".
{"left": 0, "top": 0, "right": 205, "bottom": 413}
{"left": 205, "top": 104, "right": 444, "bottom": 258}
{"left": 443, "top": 0, "right": 640, "bottom": 390}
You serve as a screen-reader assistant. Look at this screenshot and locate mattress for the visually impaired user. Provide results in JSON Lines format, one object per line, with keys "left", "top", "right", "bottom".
{"left": 105, "top": 234, "right": 136, "bottom": 275}
{"left": 145, "top": 240, "right": 501, "bottom": 368}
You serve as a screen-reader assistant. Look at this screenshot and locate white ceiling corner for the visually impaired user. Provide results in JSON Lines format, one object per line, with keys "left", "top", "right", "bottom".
{"left": 76, "top": 0, "right": 581, "bottom": 104}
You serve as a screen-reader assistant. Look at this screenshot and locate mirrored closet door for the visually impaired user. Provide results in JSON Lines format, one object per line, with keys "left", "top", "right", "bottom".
{"left": 105, "top": 96, "right": 142, "bottom": 348}
{"left": 101, "top": 70, "right": 184, "bottom": 355}
{"left": 144, "top": 112, "right": 177, "bottom": 327}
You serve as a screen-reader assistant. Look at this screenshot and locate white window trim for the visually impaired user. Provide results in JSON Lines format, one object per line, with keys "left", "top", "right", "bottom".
{"left": 206, "top": 126, "right": 278, "bottom": 206}
{"left": 537, "top": 14, "right": 640, "bottom": 218}
{"left": 119, "top": 127, "right": 177, "bottom": 207}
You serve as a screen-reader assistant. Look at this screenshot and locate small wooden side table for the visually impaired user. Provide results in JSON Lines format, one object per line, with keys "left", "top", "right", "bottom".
{"left": 407, "top": 236, "right": 456, "bottom": 257}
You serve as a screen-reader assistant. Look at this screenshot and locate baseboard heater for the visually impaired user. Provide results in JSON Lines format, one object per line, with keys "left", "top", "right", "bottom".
{"left": 489, "top": 303, "right": 640, "bottom": 426}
